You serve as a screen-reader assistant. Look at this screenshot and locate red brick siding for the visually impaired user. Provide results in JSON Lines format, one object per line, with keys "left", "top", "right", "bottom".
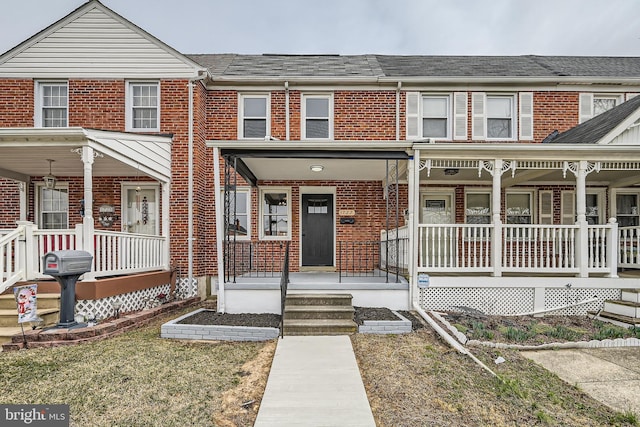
{"left": 334, "top": 91, "right": 396, "bottom": 140}
{"left": 68, "top": 80, "right": 125, "bottom": 129}
{"left": 0, "top": 178, "right": 21, "bottom": 227}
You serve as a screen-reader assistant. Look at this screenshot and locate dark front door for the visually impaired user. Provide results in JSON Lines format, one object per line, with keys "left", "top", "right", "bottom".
{"left": 301, "top": 194, "right": 334, "bottom": 266}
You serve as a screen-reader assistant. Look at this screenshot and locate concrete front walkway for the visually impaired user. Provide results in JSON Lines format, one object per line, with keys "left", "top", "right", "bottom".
{"left": 254, "top": 335, "right": 376, "bottom": 427}
{"left": 522, "top": 348, "right": 640, "bottom": 416}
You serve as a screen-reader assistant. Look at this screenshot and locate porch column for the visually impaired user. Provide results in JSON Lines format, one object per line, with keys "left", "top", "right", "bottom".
{"left": 491, "top": 159, "right": 503, "bottom": 277}
{"left": 81, "top": 146, "right": 96, "bottom": 278}
{"left": 575, "top": 160, "right": 589, "bottom": 277}
{"left": 408, "top": 150, "right": 418, "bottom": 306}
{"left": 213, "top": 147, "right": 226, "bottom": 312}
{"left": 18, "top": 181, "right": 28, "bottom": 222}
{"left": 162, "top": 181, "right": 171, "bottom": 270}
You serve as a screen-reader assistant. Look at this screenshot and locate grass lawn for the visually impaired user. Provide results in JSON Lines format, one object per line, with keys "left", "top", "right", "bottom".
{"left": 0, "top": 305, "right": 276, "bottom": 427}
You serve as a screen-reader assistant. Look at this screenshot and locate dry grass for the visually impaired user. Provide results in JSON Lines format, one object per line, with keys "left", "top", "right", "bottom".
{"left": 352, "top": 329, "right": 637, "bottom": 427}
{"left": 0, "top": 305, "right": 275, "bottom": 427}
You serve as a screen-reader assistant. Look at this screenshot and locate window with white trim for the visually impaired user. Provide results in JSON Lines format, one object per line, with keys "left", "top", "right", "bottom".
{"left": 37, "top": 184, "right": 69, "bottom": 229}
{"left": 486, "top": 95, "right": 515, "bottom": 139}
{"left": 239, "top": 94, "right": 269, "bottom": 139}
{"left": 506, "top": 192, "right": 533, "bottom": 224}
{"left": 465, "top": 191, "right": 491, "bottom": 224}
{"left": 422, "top": 95, "right": 451, "bottom": 139}
{"left": 224, "top": 188, "right": 251, "bottom": 239}
{"left": 126, "top": 82, "right": 160, "bottom": 131}
{"left": 302, "top": 94, "right": 332, "bottom": 139}
{"left": 560, "top": 190, "right": 604, "bottom": 225}
{"left": 260, "top": 188, "right": 290, "bottom": 238}
{"left": 36, "top": 82, "right": 68, "bottom": 127}
{"left": 579, "top": 93, "right": 624, "bottom": 123}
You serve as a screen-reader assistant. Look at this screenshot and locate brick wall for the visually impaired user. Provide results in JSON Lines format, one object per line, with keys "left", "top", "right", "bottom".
{"left": 0, "top": 178, "right": 21, "bottom": 227}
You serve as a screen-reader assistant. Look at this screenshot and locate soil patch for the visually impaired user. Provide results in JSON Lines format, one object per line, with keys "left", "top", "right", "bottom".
{"left": 177, "top": 310, "right": 281, "bottom": 328}
{"left": 354, "top": 307, "right": 425, "bottom": 331}
{"left": 442, "top": 310, "right": 640, "bottom": 345}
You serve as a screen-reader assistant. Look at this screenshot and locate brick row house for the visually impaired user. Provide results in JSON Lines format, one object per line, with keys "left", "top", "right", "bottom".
{"left": 2, "top": 1, "right": 640, "bottom": 322}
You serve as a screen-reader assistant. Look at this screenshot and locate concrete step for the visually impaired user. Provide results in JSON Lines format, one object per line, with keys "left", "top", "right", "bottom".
{"left": 0, "top": 308, "right": 59, "bottom": 327}
{"left": 603, "top": 300, "right": 640, "bottom": 319}
{"left": 594, "top": 311, "right": 640, "bottom": 328}
{"left": 0, "top": 327, "right": 24, "bottom": 346}
{"left": 283, "top": 319, "right": 358, "bottom": 336}
{"left": 621, "top": 289, "right": 640, "bottom": 304}
{"left": 285, "top": 293, "right": 353, "bottom": 306}
{"left": 284, "top": 305, "right": 355, "bottom": 320}
{"left": 0, "top": 293, "right": 61, "bottom": 310}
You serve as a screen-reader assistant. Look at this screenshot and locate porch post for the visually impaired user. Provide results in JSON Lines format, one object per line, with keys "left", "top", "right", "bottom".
{"left": 213, "top": 147, "right": 226, "bottom": 312}
{"left": 18, "top": 181, "right": 28, "bottom": 222}
{"left": 407, "top": 151, "right": 417, "bottom": 307}
{"left": 575, "top": 160, "right": 589, "bottom": 278}
{"left": 162, "top": 181, "right": 171, "bottom": 270}
{"left": 81, "top": 146, "right": 96, "bottom": 279}
{"left": 492, "top": 159, "right": 503, "bottom": 277}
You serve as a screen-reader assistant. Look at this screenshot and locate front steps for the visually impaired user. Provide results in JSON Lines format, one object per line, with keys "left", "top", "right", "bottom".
{"left": 283, "top": 294, "right": 357, "bottom": 336}
{"left": 0, "top": 293, "right": 61, "bottom": 344}
{"left": 593, "top": 289, "right": 640, "bottom": 327}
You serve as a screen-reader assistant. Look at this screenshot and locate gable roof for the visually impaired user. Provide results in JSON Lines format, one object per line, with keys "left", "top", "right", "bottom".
{"left": 0, "top": 0, "right": 206, "bottom": 79}
{"left": 546, "top": 95, "right": 640, "bottom": 144}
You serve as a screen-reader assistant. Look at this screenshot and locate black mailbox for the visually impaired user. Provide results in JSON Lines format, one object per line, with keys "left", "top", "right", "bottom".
{"left": 43, "top": 250, "right": 93, "bottom": 329}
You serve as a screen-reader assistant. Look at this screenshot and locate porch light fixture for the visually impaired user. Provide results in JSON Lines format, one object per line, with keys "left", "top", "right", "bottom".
{"left": 310, "top": 165, "right": 324, "bottom": 172}
{"left": 443, "top": 168, "right": 459, "bottom": 176}
{"left": 44, "top": 159, "right": 57, "bottom": 189}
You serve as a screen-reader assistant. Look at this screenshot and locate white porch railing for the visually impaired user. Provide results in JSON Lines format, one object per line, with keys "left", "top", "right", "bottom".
{"left": 94, "top": 230, "right": 166, "bottom": 277}
{"left": 418, "top": 224, "right": 492, "bottom": 271}
{"left": 416, "top": 222, "right": 618, "bottom": 276}
{"left": 1, "top": 222, "right": 167, "bottom": 292}
{"left": 619, "top": 226, "right": 640, "bottom": 269}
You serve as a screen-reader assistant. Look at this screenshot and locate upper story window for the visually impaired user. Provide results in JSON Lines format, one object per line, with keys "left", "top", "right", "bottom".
{"left": 36, "top": 81, "right": 68, "bottom": 127}
{"left": 239, "top": 94, "right": 270, "bottom": 139}
{"left": 302, "top": 94, "right": 332, "bottom": 139}
{"left": 126, "top": 82, "right": 160, "bottom": 131}
{"left": 486, "top": 95, "right": 514, "bottom": 139}
{"left": 579, "top": 93, "right": 624, "bottom": 123}
{"left": 422, "top": 95, "right": 451, "bottom": 139}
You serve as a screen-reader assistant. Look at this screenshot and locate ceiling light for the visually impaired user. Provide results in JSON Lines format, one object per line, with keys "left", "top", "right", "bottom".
{"left": 443, "top": 168, "right": 459, "bottom": 176}
{"left": 310, "top": 165, "right": 324, "bottom": 172}
{"left": 44, "top": 159, "right": 57, "bottom": 189}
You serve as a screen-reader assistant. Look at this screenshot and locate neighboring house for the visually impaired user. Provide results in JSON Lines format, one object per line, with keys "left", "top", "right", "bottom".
{"left": 1, "top": 0, "right": 640, "bottom": 319}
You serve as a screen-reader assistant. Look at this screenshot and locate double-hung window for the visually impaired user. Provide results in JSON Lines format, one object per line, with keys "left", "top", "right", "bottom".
{"left": 224, "top": 188, "right": 251, "bottom": 239}
{"left": 36, "top": 82, "right": 68, "bottom": 127}
{"left": 486, "top": 95, "right": 514, "bottom": 139}
{"left": 422, "top": 95, "right": 450, "bottom": 139}
{"left": 239, "top": 94, "right": 269, "bottom": 139}
{"left": 302, "top": 94, "right": 332, "bottom": 139}
{"left": 37, "top": 185, "right": 69, "bottom": 229}
{"left": 127, "top": 82, "right": 160, "bottom": 131}
{"left": 260, "top": 188, "right": 290, "bottom": 239}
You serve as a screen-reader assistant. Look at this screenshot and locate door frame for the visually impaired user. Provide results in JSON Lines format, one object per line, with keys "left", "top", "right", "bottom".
{"left": 299, "top": 186, "right": 336, "bottom": 268}
{"left": 120, "top": 182, "right": 160, "bottom": 234}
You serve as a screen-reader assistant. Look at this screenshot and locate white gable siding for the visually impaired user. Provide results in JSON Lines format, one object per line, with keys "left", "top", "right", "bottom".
{"left": 0, "top": 6, "right": 200, "bottom": 79}
{"left": 609, "top": 123, "right": 640, "bottom": 145}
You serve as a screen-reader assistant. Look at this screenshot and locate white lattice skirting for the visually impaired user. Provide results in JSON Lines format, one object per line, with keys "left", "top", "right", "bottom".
{"left": 76, "top": 278, "right": 199, "bottom": 320}
{"left": 419, "top": 287, "right": 621, "bottom": 316}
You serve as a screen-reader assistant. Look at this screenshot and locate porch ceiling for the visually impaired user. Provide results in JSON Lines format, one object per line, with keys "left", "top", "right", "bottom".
{"left": 0, "top": 128, "right": 172, "bottom": 182}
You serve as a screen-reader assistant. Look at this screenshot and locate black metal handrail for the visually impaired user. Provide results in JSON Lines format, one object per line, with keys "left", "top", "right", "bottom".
{"left": 279, "top": 241, "right": 290, "bottom": 338}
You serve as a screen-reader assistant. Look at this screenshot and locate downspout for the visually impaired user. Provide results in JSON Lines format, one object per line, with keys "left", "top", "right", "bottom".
{"left": 285, "top": 81, "right": 290, "bottom": 141}
{"left": 395, "top": 81, "right": 401, "bottom": 141}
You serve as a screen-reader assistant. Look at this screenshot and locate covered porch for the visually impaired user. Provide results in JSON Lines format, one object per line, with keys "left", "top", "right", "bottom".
{"left": 0, "top": 127, "right": 173, "bottom": 298}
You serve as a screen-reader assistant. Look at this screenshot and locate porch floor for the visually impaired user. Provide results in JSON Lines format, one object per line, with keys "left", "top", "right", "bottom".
{"left": 223, "top": 271, "right": 408, "bottom": 290}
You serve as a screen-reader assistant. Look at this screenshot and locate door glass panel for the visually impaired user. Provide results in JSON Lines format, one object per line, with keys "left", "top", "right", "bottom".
{"left": 421, "top": 195, "right": 453, "bottom": 224}
{"left": 125, "top": 187, "right": 157, "bottom": 234}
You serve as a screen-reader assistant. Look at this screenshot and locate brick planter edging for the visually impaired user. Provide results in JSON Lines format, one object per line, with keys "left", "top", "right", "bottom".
{"left": 358, "top": 310, "right": 412, "bottom": 334}
{"left": 2, "top": 297, "right": 201, "bottom": 351}
{"left": 429, "top": 310, "right": 640, "bottom": 350}
{"left": 161, "top": 309, "right": 280, "bottom": 342}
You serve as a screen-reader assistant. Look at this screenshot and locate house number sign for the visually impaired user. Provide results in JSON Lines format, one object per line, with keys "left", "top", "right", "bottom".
{"left": 339, "top": 209, "right": 355, "bottom": 216}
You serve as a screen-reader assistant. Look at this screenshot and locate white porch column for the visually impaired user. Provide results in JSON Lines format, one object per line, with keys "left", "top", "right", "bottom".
{"left": 407, "top": 150, "right": 418, "bottom": 307}
{"left": 213, "top": 147, "right": 226, "bottom": 313}
{"left": 162, "top": 181, "right": 171, "bottom": 270}
{"left": 491, "top": 159, "right": 503, "bottom": 277}
{"left": 575, "top": 160, "right": 589, "bottom": 278}
{"left": 81, "top": 146, "right": 96, "bottom": 278}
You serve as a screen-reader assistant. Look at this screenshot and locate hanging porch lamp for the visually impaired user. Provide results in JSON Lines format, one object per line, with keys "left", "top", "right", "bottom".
{"left": 44, "top": 159, "right": 57, "bottom": 189}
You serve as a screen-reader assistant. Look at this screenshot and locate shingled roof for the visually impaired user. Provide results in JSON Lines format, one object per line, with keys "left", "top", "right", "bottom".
{"left": 186, "top": 54, "right": 640, "bottom": 79}
{"left": 546, "top": 95, "right": 640, "bottom": 144}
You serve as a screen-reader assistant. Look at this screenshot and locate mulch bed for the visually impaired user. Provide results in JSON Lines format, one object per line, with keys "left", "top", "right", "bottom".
{"left": 177, "top": 310, "right": 281, "bottom": 328}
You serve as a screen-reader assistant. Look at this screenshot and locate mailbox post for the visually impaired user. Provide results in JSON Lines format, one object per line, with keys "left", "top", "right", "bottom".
{"left": 43, "top": 250, "right": 93, "bottom": 329}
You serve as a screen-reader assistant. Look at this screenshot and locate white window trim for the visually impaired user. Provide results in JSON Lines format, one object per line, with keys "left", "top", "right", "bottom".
{"left": 464, "top": 188, "right": 492, "bottom": 224}
{"left": 301, "top": 93, "right": 333, "bottom": 140}
{"left": 579, "top": 93, "right": 625, "bottom": 123}
{"left": 35, "top": 182, "right": 70, "bottom": 229}
{"left": 238, "top": 93, "right": 271, "bottom": 140}
{"left": 223, "top": 186, "right": 252, "bottom": 240}
{"left": 421, "top": 94, "right": 453, "bottom": 140}
{"left": 419, "top": 188, "right": 456, "bottom": 224}
{"left": 505, "top": 190, "right": 535, "bottom": 223}
{"left": 611, "top": 188, "right": 640, "bottom": 227}
{"left": 486, "top": 94, "right": 517, "bottom": 141}
{"left": 34, "top": 81, "right": 68, "bottom": 128}
{"left": 120, "top": 182, "right": 160, "bottom": 235}
{"left": 126, "top": 81, "right": 160, "bottom": 132}
{"left": 259, "top": 187, "right": 291, "bottom": 240}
